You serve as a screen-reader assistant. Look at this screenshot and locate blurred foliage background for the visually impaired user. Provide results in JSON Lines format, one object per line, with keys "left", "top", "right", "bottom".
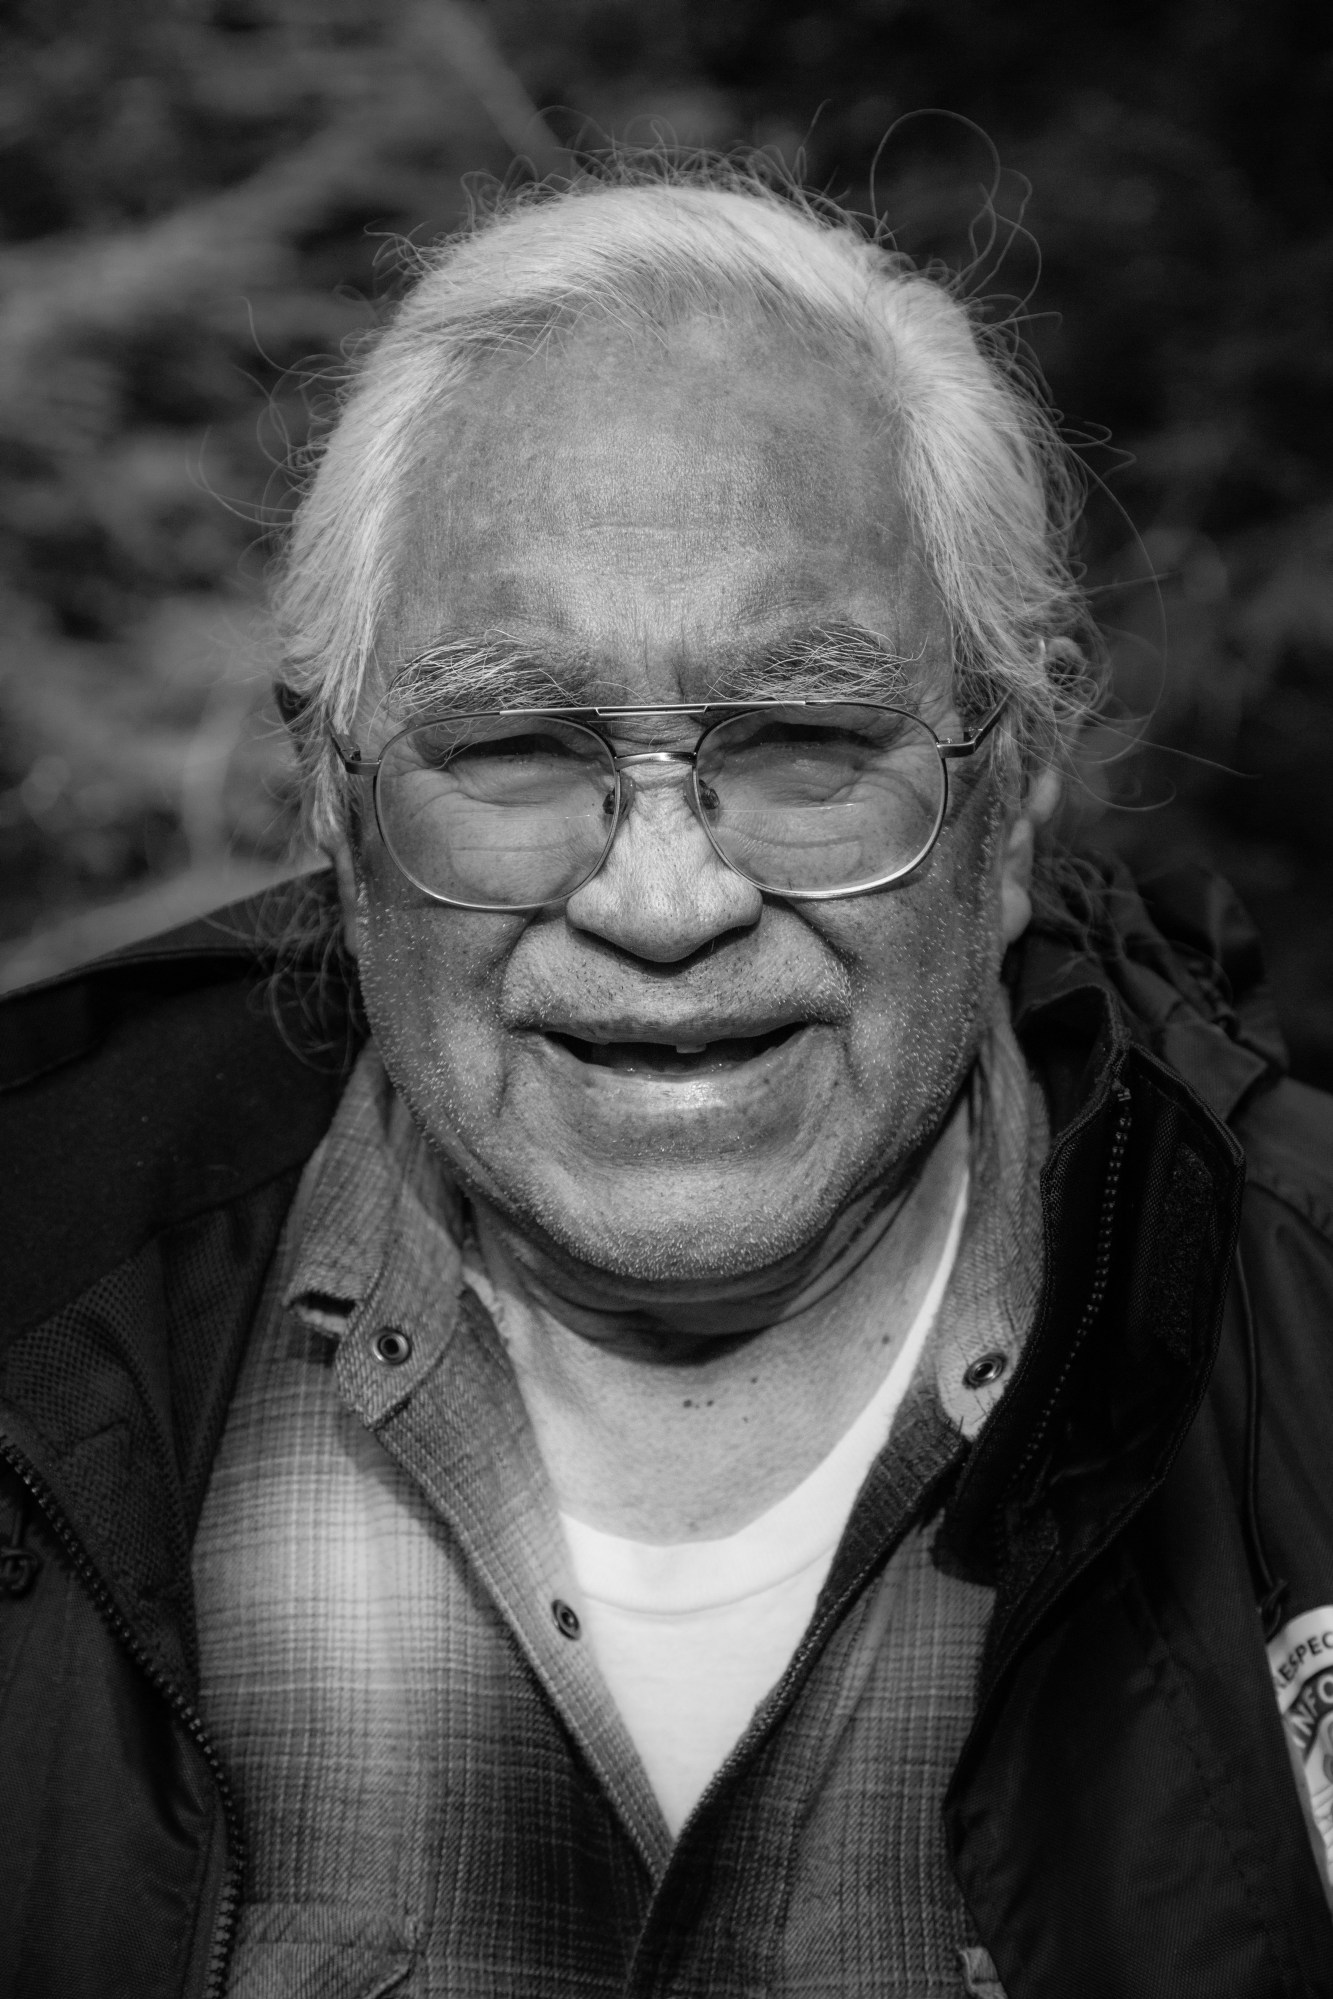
{"left": 0, "top": 0, "right": 1330, "bottom": 1078}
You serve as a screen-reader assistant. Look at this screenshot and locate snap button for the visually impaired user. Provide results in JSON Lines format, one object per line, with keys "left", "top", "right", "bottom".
{"left": 962, "top": 1351, "right": 1008, "bottom": 1391}
{"left": 552, "top": 1598, "right": 581, "bottom": 1640}
{"left": 372, "top": 1328, "right": 413, "bottom": 1366}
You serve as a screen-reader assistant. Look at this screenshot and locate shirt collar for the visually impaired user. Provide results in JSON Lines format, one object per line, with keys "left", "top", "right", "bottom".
{"left": 283, "top": 1040, "right": 464, "bottom": 1329}
{"left": 932, "top": 991, "right": 1048, "bottom": 1441}
{"left": 283, "top": 986, "right": 1046, "bottom": 1453}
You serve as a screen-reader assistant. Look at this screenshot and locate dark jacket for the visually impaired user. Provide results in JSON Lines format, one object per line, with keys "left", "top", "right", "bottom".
{"left": 2, "top": 864, "right": 1332, "bottom": 1998}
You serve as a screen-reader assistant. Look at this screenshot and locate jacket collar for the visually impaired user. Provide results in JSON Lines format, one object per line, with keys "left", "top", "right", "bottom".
{"left": 1011, "top": 856, "right": 1287, "bottom": 1123}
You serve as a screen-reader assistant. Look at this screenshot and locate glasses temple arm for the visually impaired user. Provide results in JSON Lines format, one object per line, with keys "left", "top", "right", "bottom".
{"left": 936, "top": 696, "right": 1008, "bottom": 759}
{"left": 276, "top": 682, "right": 377, "bottom": 775}
{"left": 328, "top": 728, "right": 378, "bottom": 777}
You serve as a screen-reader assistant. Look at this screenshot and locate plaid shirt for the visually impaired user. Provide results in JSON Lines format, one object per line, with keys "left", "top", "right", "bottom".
{"left": 193, "top": 1008, "right": 1043, "bottom": 1998}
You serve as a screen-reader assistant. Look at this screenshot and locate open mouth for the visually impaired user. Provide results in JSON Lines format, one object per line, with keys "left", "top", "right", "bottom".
{"left": 547, "top": 1023, "right": 802, "bottom": 1076}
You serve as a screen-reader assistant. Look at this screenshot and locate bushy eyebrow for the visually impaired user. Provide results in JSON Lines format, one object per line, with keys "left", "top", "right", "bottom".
{"left": 702, "top": 624, "right": 922, "bottom": 705}
{"left": 387, "top": 635, "right": 597, "bottom": 717}
{"left": 388, "top": 622, "right": 923, "bottom": 715}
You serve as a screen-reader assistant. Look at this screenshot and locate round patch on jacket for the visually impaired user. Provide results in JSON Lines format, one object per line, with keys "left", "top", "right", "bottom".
{"left": 1267, "top": 1606, "right": 1333, "bottom": 1883}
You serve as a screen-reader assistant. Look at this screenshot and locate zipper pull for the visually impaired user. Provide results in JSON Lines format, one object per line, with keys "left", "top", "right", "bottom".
{"left": 0, "top": 1486, "right": 41, "bottom": 1599}
{"left": 1110, "top": 1077, "right": 1133, "bottom": 1154}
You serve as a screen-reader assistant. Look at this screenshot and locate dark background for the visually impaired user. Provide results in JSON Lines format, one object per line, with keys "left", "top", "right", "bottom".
{"left": 1, "top": 0, "right": 1329, "bottom": 1079}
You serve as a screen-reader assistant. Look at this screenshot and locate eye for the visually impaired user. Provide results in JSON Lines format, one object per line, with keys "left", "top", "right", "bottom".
{"left": 713, "top": 719, "right": 909, "bottom": 796}
{"left": 449, "top": 731, "right": 583, "bottom": 764}
{"left": 389, "top": 718, "right": 615, "bottom": 816}
{"left": 404, "top": 725, "right": 597, "bottom": 773}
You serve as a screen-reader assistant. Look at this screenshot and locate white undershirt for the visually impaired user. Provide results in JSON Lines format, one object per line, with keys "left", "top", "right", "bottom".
{"left": 559, "top": 1171, "right": 969, "bottom": 1834}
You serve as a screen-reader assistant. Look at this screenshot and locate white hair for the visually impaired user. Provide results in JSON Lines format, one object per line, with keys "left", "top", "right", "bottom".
{"left": 273, "top": 157, "right": 1102, "bottom": 852}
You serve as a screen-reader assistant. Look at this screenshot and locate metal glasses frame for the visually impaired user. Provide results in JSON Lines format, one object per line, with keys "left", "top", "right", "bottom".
{"left": 330, "top": 696, "right": 1008, "bottom": 911}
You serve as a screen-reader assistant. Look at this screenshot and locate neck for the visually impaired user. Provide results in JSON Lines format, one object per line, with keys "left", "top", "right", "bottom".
{"left": 471, "top": 1095, "right": 972, "bottom": 1541}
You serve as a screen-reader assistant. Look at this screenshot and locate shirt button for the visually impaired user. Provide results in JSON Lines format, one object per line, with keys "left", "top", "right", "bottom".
{"left": 962, "top": 1351, "right": 1008, "bottom": 1390}
{"left": 372, "top": 1328, "right": 413, "bottom": 1366}
{"left": 552, "top": 1598, "right": 581, "bottom": 1640}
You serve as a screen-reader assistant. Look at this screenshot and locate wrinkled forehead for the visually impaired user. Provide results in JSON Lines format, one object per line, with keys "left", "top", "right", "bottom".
{"left": 372, "top": 313, "right": 951, "bottom": 714}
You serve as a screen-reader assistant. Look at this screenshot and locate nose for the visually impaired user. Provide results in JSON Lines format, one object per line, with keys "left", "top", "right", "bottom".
{"left": 564, "top": 761, "right": 763, "bottom": 962}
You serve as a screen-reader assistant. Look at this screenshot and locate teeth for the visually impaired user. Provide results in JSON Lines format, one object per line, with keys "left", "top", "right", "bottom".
{"left": 675, "top": 1042, "right": 707, "bottom": 1054}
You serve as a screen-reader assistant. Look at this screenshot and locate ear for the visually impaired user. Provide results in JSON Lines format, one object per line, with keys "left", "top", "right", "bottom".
{"left": 329, "top": 835, "right": 361, "bottom": 958}
{"left": 998, "top": 768, "right": 1061, "bottom": 947}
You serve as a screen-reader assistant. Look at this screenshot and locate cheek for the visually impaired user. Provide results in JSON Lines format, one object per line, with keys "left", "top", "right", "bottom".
{"left": 833, "top": 798, "right": 1007, "bottom": 1109}
{"left": 353, "top": 866, "right": 520, "bottom": 1135}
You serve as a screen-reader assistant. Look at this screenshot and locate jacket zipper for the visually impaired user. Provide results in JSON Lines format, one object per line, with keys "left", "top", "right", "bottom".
{"left": 1006, "top": 1077, "right": 1134, "bottom": 1499}
{"left": 959, "top": 1075, "right": 1137, "bottom": 1733}
{"left": 0, "top": 1434, "right": 244, "bottom": 1999}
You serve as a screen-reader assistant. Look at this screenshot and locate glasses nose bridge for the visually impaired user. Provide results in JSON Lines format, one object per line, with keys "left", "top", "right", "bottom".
{"left": 604, "top": 746, "right": 714, "bottom": 853}
{"left": 611, "top": 747, "right": 699, "bottom": 773}
{"left": 610, "top": 745, "right": 700, "bottom": 815}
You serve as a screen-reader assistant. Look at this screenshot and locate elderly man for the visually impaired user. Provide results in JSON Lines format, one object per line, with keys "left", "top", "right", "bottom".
{"left": 3, "top": 169, "right": 1333, "bottom": 1999}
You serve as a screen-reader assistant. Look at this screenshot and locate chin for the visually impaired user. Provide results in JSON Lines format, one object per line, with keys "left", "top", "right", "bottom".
{"left": 492, "top": 1160, "right": 861, "bottom": 1293}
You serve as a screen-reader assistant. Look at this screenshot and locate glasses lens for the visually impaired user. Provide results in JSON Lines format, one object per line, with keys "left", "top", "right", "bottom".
{"left": 377, "top": 715, "right": 616, "bottom": 907}
{"left": 696, "top": 705, "right": 944, "bottom": 893}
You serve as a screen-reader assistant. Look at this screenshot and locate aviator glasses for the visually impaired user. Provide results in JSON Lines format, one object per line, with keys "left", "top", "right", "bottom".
{"left": 333, "top": 698, "right": 1007, "bottom": 912}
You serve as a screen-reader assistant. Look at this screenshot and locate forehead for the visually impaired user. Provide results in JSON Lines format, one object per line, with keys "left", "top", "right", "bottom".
{"left": 376, "top": 313, "right": 947, "bottom": 706}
